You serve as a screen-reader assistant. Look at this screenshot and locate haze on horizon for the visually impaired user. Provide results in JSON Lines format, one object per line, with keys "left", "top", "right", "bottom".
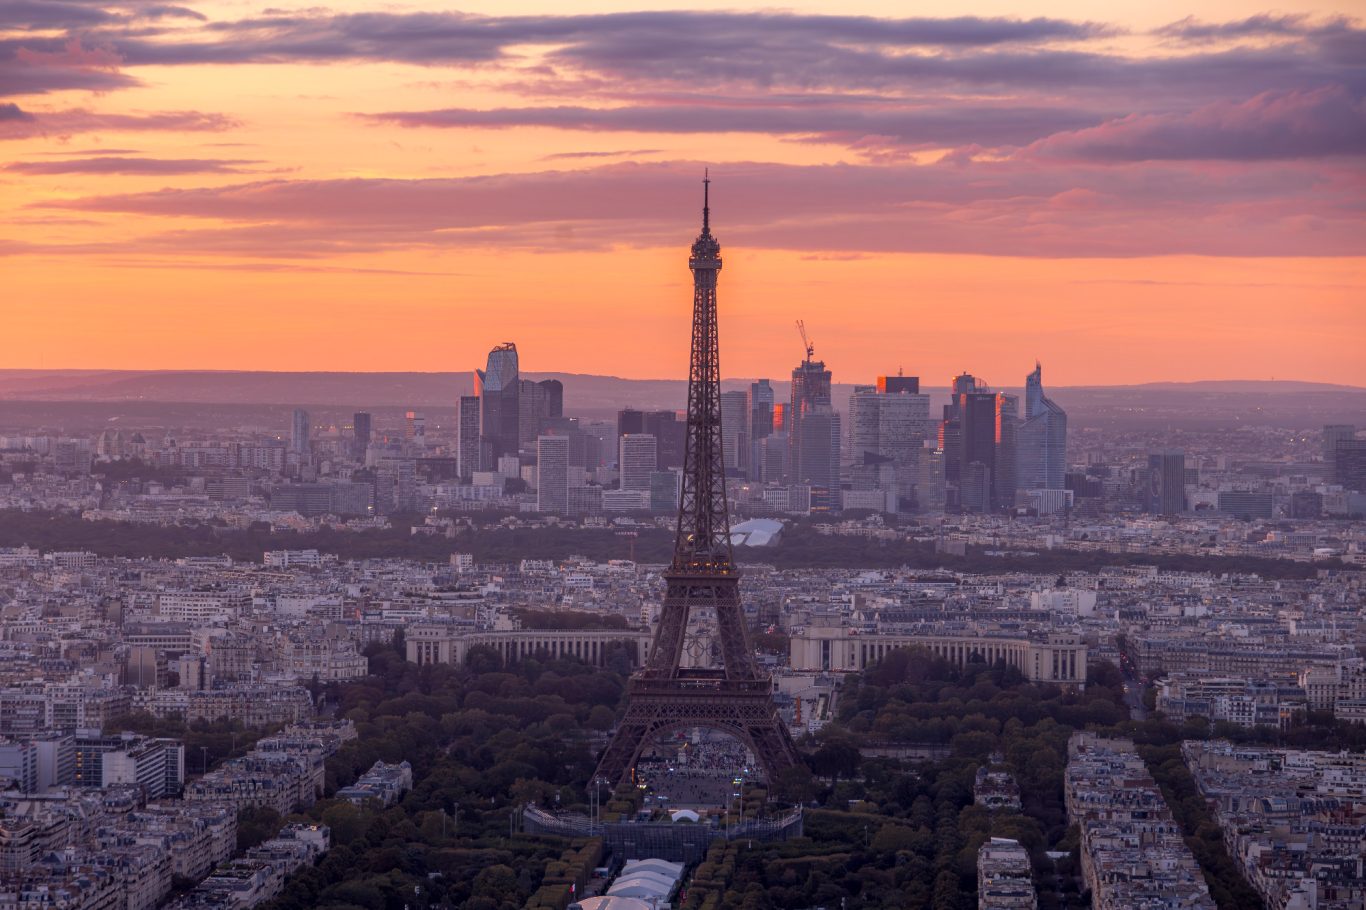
{"left": 2, "top": 0, "right": 1364, "bottom": 386}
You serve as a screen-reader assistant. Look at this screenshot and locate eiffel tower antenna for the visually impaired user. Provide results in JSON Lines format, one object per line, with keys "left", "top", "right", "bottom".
{"left": 592, "top": 177, "right": 802, "bottom": 791}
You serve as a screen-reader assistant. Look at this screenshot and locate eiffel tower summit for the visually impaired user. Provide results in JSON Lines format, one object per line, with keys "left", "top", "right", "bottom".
{"left": 592, "top": 176, "right": 803, "bottom": 790}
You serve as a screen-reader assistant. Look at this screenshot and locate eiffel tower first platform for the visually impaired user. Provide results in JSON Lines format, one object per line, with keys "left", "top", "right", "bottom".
{"left": 592, "top": 177, "right": 803, "bottom": 789}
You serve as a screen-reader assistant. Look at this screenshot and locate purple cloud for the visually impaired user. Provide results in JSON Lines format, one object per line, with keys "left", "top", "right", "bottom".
{"left": 0, "top": 101, "right": 33, "bottom": 121}
{"left": 4, "top": 7, "right": 1363, "bottom": 124}
{"left": 0, "top": 0, "right": 203, "bottom": 28}
{"left": 6, "top": 155, "right": 257, "bottom": 174}
{"left": 30, "top": 158, "right": 1364, "bottom": 259}
{"left": 1154, "top": 14, "right": 1346, "bottom": 42}
{"left": 0, "top": 37, "right": 139, "bottom": 97}
{"left": 0, "top": 108, "right": 237, "bottom": 140}
{"left": 1025, "top": 85, "right": 1366, "bottom": 161}
{"left": 364, "top": 102, "right": 1105, "bottom": 151}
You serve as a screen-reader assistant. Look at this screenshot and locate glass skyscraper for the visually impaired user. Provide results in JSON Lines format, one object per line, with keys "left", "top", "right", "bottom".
{"left": 476, "top": 342, "right": 520, "bottom": 469}
{"left": 1017, "top": 362, "right": 1068, "bottom": 492}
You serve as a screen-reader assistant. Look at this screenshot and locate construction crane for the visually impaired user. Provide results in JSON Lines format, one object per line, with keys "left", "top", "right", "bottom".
{"left": 795, "top": 320, "right": 814, "bottom": 362}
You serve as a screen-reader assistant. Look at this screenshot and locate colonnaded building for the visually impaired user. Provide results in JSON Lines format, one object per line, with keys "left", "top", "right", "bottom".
{"left": 406, "top": 620, "right": 1086, "bottom": 690}
{"left": 788, "top": 627, "right": 1087, "bottom": 689}
{"left": 406, "top": 623, "right": 653, "bottom": 668}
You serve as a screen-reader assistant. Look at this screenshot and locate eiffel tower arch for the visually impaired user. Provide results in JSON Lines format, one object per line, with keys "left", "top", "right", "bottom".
{"left": 593, "top": 177, "right": 803, "bottom": 789}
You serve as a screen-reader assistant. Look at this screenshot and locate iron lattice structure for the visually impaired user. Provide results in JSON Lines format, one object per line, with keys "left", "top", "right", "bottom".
{"left": 593, "top": 178, "right": 803, "bottom": 788}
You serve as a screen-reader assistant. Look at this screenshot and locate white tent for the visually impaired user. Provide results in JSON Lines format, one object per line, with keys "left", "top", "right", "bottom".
{"left": 729, "top": 518, "right": 784, "bottom": 547}
{"left": 619, "top": 858, "right": 684, "bottom": 880}
{"left": 607, "top": 878, "right": 673, "bottom": 900}
{"left": 569, "top": 897, "right": 651, "bottom": 910}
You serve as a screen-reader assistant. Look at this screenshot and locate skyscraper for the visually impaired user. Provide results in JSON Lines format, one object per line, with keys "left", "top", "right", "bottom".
{"left": 619, "top": 434, "right": 658, "bottom": 491}
{"left": 940, "top": 372, "right": 981, "bottom": 494}
{"left": 536, "top": 435, "right": 569, "bottom": 513}
{"left": 519, "top": 378, "right": 565, "bottom": 448}
{"left": 960, "top": 391, "right": 997, "bottom": 513}
{"left": 405, "top": 410, "right": 426, "bottom": 450}
{"left": 1017, "top": 363, "right": 1068, "bottom": 493}
{"left": 617, "top": 409, "right": 685, "bottom": 469}
{"left": 948, "top": 384, "right": 1017, "bottom": 513}
{"left": 993, "top": 393, "right": 1018, "bottom": 509}
{"left": 877, "top": 375, "right": 919, "bottom": 395}
{"left": 850, "top": 375, "right": 930, "bottom": 509}
{"left": 649, "top": 469, "right": 682, "bottom": 514}
{"left": 1148, "top": 450, "right": 1186, "bottom": 516}
{"left": 719, "top": 390, "right": 749, "bottom": 479}
{"left": 796, "top": 406, "right": 841, "bottom": 510}
{"left": 1324, "top": 424, "right": 1358, "bottom": 483}
{"left": 290, "top": 408, "right": 310, "bottom": 456}
{"left": 750, "top": 379, "right": 775, "bottom": 440}
{"left": 1334, "top": 439, "right": 1366, "bottom": 492}
{"left": 541, "top": 379, "right": 563, "bottom": 419}
{"left": 352, "top": 412, "right": 371, "bottom": 460}
{"left": 456, "top": 396, "right": 480, "bottom": 481}
{"left": 476, "top": 342, "right": 519, "bottom": 468}
{"left": 791, "top": 354, "right": 832, "bottom": 488}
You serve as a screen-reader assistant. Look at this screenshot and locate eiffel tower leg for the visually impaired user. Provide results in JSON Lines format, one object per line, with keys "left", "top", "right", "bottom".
{"left": 594, "top": 700, "right": 656, "bottom": 788}
{"left": 744, "top": 714, "right": 802, "bottom": 783}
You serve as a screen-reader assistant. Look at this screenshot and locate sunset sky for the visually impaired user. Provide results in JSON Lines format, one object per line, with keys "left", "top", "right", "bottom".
{"left": 3, "top": 0, "right": 1364, "bottom": 387}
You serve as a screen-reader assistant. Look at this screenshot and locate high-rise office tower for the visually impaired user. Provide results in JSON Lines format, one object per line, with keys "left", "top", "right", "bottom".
{"left": 1324, "top": 424, "right": 1357, "bottom": 481}
{"left": 950, "top": 387, "right": 1017, "bottom": 513}
{"left": 456, "top": 396, "right": 480, "bottom": 481}
{"left": 519, "top": 380, "right": 546, "bottom": 448}
{"left": 649, "top": 469, "right": 682, "bottom": 514}
{"left": 796, "top": 405, "right": 841, "bottom": 510}
{"left": 758, "top": 433, "right": 788, "bottom": 483}
{"left": 993, "top": 393, "right": 1018, "bottom": 509}
{"left": 536, "top": 435, "right": 570, "bottom": 513}
{"left": 719, "top": 390, "right": 749, "bottom": 479}
{"left": 352, "top": 412, "right": 372, "bottom": 460}
{"left": 619, "top": 434, "right": 658, "bottom": 491}
{"left": 617, "top": 409, "right": 685, "bottom": 469}
{"left": 850, "top": 385, "right": 881, "bottom": 472}
{"left": 651, "top": 413, "right": 686, "bottom": 469}
{"left": 1334, "top": 439, "right": 1366, "bottom": 492}
{"left": 1148, "top": 450, "right": 1186, "bottom": 515}
{"left": 851, "top": 375, "right": 930, "bottom": 508}
{"left": 791, "top": 355, "right": 833, "bottom": 487}
{"left": 750, "top": 379, "right": 775, "bottom": 439}
{"left": 375, "top": 456, "right": 416, "bottom": 514}
{"left": 959, "top": 391, "right": 997, "bottom": 513}
{"left": 940, "top": 372, "right": 981, "bottom": 492}
{"left": 519, "top": 378, "right": 565, "bottom": 448}
{"left": 877, "top": 375, "right": 919, "bottom": 395}
{"left": 540, "top": 379, "right": 564, "bottom": 419}
{"left": 290, "top": 408, "right": 310, "bottom": 455}
{"left": 1017, "top": 362, "right": 1068, "bottom": 493}
{"left": 404, "top": 410, "right": 426, "bottom": 450}
{"left": 476, "top": 342, "right": 519, "bottom": 468}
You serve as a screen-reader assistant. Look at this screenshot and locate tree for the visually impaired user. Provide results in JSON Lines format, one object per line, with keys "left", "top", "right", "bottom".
{"left": 237, "top": 806, "right": 282, "bottom": 852}
{"left": 587, "top": 705, "right": 617, "bottom": 730}
{"left": 810, "top": 739, "right": 862, "bottom": 782}
{"left": 321, "top": 802, "right": 369, "bottom": 847}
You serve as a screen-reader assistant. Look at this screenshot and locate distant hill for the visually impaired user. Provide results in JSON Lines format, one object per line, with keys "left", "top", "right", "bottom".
{"left": 0, "top": 370, "right": 1362, "bottom": 431}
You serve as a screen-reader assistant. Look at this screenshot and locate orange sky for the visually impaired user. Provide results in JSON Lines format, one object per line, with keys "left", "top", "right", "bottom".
{"left": 2, "top": 1, "right": 1364, "bottom": 386}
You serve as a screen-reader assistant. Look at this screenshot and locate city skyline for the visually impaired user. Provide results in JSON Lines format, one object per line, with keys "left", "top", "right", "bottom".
{"left": 1, "top": 4, "right": 1364, "bottom": 901}
{"left": 3, "top": 1, "right": 1364, "bottom": 385}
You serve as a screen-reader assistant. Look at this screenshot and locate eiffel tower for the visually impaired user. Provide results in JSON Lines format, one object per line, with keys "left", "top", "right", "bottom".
{"left": 593, "top": 176, "right": 803, "bottom": 789}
